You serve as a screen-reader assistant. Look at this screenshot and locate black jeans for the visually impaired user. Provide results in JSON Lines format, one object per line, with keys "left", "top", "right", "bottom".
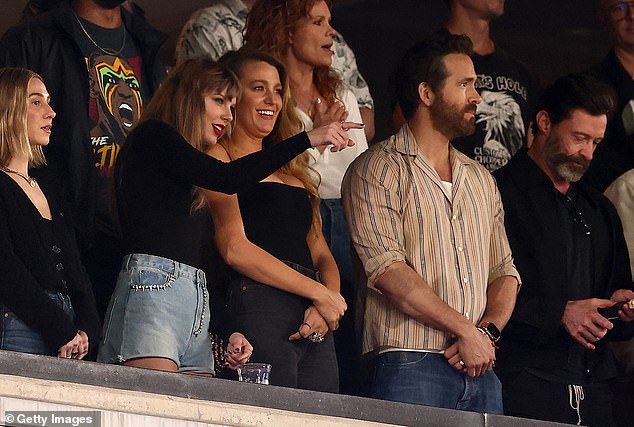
{"left": 226, "top": 261, "right": 339, "bottom": 392}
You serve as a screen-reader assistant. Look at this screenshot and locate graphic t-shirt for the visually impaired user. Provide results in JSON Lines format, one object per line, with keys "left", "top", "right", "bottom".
{"left": 73, "top": 16, "right": 149, "bottom": 235}
{"left": 452, "top": 50, "right": 537, "bottom": 172}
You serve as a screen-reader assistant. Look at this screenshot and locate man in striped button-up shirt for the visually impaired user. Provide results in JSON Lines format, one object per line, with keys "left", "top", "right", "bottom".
{"left": 342, "top": 31, "right": 520, "bottom": 414}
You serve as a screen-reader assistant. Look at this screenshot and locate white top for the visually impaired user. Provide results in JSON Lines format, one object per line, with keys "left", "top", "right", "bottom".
{"left": 299, "top": 89, "right": 368, "bottom": 199}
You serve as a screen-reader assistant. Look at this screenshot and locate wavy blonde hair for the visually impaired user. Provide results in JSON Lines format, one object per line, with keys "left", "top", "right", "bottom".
{"left": 0, "top": 67, "right": 47, "bottom": 168}
{"left": 220, "top": 48, "right": 322, "bottom": 231}
{"left": 140, "top": 58, "right": 240, "bottom": 211}
{"left": 244, "top": 0, "right": 341, "bottom": 108}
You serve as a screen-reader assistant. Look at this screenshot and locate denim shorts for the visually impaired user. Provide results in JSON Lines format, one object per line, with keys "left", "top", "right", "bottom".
{"left": 1, "top": 291, "right": 75, "bottom": 356}
{"left": 97, "top": 254, "right": 214, "bottom": 373}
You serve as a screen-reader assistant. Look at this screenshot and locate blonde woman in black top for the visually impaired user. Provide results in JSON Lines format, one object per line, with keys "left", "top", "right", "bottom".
{"left": 0, "top": 67, "right": 99, "bottom": 359}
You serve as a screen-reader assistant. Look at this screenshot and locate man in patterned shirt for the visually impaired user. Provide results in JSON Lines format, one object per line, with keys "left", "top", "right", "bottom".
{"left": 342, "top": 31, "right": 519, "bottom": 413}
{"left": 175, "top": 0, "right": 375, "bottom": 141}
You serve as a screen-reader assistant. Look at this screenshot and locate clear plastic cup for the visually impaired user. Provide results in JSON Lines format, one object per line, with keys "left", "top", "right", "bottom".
{"left": 237, "top": 363, "right": 271, "bottom": 385}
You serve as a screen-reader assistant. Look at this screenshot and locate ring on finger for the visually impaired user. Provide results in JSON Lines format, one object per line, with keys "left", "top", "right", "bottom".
{"left": 458, "top": 360, "right": 465, "bottom": 367}
{"left": 301, "top": 322, "right": 312, "bottom": 329}
{"left": 308, "top": 331, "right": 325, "bottom": 343}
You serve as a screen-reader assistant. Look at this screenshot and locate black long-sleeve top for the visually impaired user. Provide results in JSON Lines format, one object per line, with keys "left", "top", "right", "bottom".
{"left": 0, "top": 172, "right": 100, "bottom": 351}
{"left": 116, "top": 119, "right": 312, "bottom": 269}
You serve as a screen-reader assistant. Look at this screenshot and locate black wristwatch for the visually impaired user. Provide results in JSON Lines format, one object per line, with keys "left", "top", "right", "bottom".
{"left": 478, "top": 322, "right": 501, "bottom": 343}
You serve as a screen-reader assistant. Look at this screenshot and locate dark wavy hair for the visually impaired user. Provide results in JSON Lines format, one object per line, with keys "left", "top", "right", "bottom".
{"left": 395, "top": 30, "right": 473, "bottom": 120}
{"left": 530, "top": 73, "right": 616, "bottom": 136}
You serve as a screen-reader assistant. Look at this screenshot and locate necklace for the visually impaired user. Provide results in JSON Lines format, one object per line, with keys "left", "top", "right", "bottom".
{"left": 0, "top": 165, "right": 37, "bottom": 188}
{"left": 74, "top": 14, "right": 126, "bottom": 56}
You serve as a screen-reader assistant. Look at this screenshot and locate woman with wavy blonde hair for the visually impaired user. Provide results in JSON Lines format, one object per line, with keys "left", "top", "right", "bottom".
{"left": 245, "top": 0, "right": 368, "bottom": 392}
{"left": 0, "top": 67, "right": 99, "bottom": 359}
{"left": 204, "top": 47, "right": 347, "bottom": 391}
{"left": 97, "top": 57, "right": 353, "bottom": 375}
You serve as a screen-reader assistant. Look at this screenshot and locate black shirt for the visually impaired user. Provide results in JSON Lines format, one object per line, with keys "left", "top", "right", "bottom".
{"left": 116, "top": 120, "right": 312, "bottom": 269}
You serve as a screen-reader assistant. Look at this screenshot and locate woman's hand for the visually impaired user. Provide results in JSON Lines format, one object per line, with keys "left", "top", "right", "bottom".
{"left": 312, "top": 287, "right": 347, "bottom": 330}
{"left": 307, "top": 121, "right": 363, "bottom": 152}
{"left": 225, "top": 332, "right": 254, "bottom": 369}
{"left": 289, "top": 305, "right": 329, "bottom": 341}
{"left": 57, "top": 330, "right": 89, "bottom": 360}
{"left": 312, "top": 98, "right": 348, "bottom": 129}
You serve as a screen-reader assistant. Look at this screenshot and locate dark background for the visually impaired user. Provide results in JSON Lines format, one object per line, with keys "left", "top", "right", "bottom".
{"left": 0, "top": 0, "right": 611, "bottom": 140}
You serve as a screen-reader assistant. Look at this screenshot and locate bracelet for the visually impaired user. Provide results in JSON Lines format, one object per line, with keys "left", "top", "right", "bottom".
{"left": 477, "top": 327, "right": 500, "bottom": 349}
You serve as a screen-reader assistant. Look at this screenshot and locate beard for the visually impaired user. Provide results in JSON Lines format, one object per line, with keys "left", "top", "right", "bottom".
{"left": 429, "top": 95, "right": 477, "bottom": 140}
{"left": 95, "top": 0, "right": 126, "bottom": 9}
{"left": 542, "top": 134, "right": 590, "bottom": 182}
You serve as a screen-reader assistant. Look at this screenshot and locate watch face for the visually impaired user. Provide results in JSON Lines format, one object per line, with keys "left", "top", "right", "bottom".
{"left": 487, "top": 323, "right": 501, "bottom": 341}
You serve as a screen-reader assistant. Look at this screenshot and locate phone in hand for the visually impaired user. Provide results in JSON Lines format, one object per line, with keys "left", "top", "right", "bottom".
{"left": 598, "top": 299, "right": 634, "bottom": 320}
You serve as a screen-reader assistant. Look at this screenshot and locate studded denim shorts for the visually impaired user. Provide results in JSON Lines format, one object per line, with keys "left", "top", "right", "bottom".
{"left": 97, "top": 253, "right": 213, "bottom": 373}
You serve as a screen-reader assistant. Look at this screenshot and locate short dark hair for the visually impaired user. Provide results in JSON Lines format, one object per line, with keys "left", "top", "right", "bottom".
{"left": 531, "top": 73, "right": 616, "bottom": 135}
{"left": 395, "top": 30, "right": 474, "bottom": 120}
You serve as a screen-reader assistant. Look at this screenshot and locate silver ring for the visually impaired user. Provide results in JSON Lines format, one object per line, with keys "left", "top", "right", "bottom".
{"left": 308, "top": 331, "right": 324, "bottom": 343}
{"left": 458, "top": 360, "right": 465, "bottom": 367}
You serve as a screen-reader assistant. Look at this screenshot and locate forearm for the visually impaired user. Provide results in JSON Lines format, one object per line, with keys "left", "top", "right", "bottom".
{"left": 220, "top": 235, "right": 324, "bottom": 301}
{"left": 376, "top": 262, "right": 475, "bottom": 339}
{"left": 314, "top": 252, "right": 340, "bottom": 293}
{"left": 479, "top": 275, "right": 519, "bottom": 331}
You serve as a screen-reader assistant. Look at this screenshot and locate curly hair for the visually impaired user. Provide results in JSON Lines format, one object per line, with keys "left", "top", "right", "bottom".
{"left": 244, "top": 0, "right": 341, "bottom": 107}
{"left": 220, "top": 47, "right": 322, "bottom": 231}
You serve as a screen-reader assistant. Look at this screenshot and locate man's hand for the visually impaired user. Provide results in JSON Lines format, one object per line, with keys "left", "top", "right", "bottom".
{"left": 562, "top": 298, "right": 615, "bottom": 349}
{"left": 444, "top": 327, "right": 495, "bottom": 377}
{"left": 610, "top": 289, "right": 634, "bottom": 322}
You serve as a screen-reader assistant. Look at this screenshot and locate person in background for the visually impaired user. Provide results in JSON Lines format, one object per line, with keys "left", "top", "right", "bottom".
{"left": 175, "top": 0, "right": 375, "bottom": 142}
{"left": 342, "top": 32, "right": 520, "bottom": 413}
{"left": 205, "top": 48, "right": 345, "bottom": 391}
{"left": 584, "top": 0, "right": 634, "bottom": 191}
{"left": 244, "top": 0, "right": 368, "bottom": 395}
{"left": 494, "top": 73, "right": 634, "bottom": 426}
{"left": 0, "top": 67, "right": 99, "bottom": 360}
{"left": 97, "top": 57, "right": 352, "bottom": 374}
{"left": 0, "top": 0, "right": 167, "bottom": 322}
{"left": 444, "top": 0, "right": 537, "bottom": 172}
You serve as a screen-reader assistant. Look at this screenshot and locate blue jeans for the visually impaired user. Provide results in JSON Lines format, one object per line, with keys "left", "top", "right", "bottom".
{"left": 98, "top": 254, "right": 213, "bottom": 373}
{"left": 371, "top": 351, "right": 503, "bottom": 414}
{"left": 0, "top": 291, "right": 76, "bottom": 356}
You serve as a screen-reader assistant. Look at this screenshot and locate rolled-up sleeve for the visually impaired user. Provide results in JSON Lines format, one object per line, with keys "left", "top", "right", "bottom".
{"left": 342, "top": 149, "right": 406, "bottom": 289}
{"left": 488, "top": 182, "right": 521, "bottom": 288}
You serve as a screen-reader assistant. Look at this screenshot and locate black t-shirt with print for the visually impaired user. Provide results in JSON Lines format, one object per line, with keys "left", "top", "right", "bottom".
{"left": 72, "top": 16, "right": 150, "bottom": 237}
{"left": 452, "top": 50, "right": 538, "bottom": 172}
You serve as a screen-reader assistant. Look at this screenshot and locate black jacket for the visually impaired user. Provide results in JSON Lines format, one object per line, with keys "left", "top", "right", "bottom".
{"left": 0, "top": 1, "right": 167, "bottom": 249}
{"left": 0, "top": 172, "right": 99, "bottom": 352}
{"left": 494, "top": 150, "right": 634, "bottom": 380}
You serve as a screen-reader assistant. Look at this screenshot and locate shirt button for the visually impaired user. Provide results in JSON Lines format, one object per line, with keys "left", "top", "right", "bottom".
{"left": 56, "top": 263, "right": 64, "bottom": 271}
{"left": 458, "top": 246, "right": 464, "bottom": 252}
{"left": 52, "top": 245, "right": 61, "bottom": 254}
{"left": 452, "top": 214, "right": 457, "bottom": 220}
{"left": 463, "top": 277, "right": 469, "bottom": 283}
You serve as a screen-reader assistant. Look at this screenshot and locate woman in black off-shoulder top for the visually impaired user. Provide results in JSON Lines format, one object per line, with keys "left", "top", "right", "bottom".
{"left": 205, "top": 48, "right": 349, "bottom": 392}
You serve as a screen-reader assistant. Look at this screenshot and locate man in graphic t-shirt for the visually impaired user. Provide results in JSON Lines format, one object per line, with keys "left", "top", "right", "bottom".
{"left": 445, "top": 0, "right": 538, "bottom": 172}
{"left": 0, "top": 0, "right": 166, "bottom": 321}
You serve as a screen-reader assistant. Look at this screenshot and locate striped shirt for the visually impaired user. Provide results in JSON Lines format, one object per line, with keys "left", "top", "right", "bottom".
{"left": 342, "top": 124, "right": 520, "bottom": 354}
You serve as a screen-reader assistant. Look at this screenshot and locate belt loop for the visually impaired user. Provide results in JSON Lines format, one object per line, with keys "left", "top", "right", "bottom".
{"left": 124, "top": 254, "right": 132, "bottom": 270}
